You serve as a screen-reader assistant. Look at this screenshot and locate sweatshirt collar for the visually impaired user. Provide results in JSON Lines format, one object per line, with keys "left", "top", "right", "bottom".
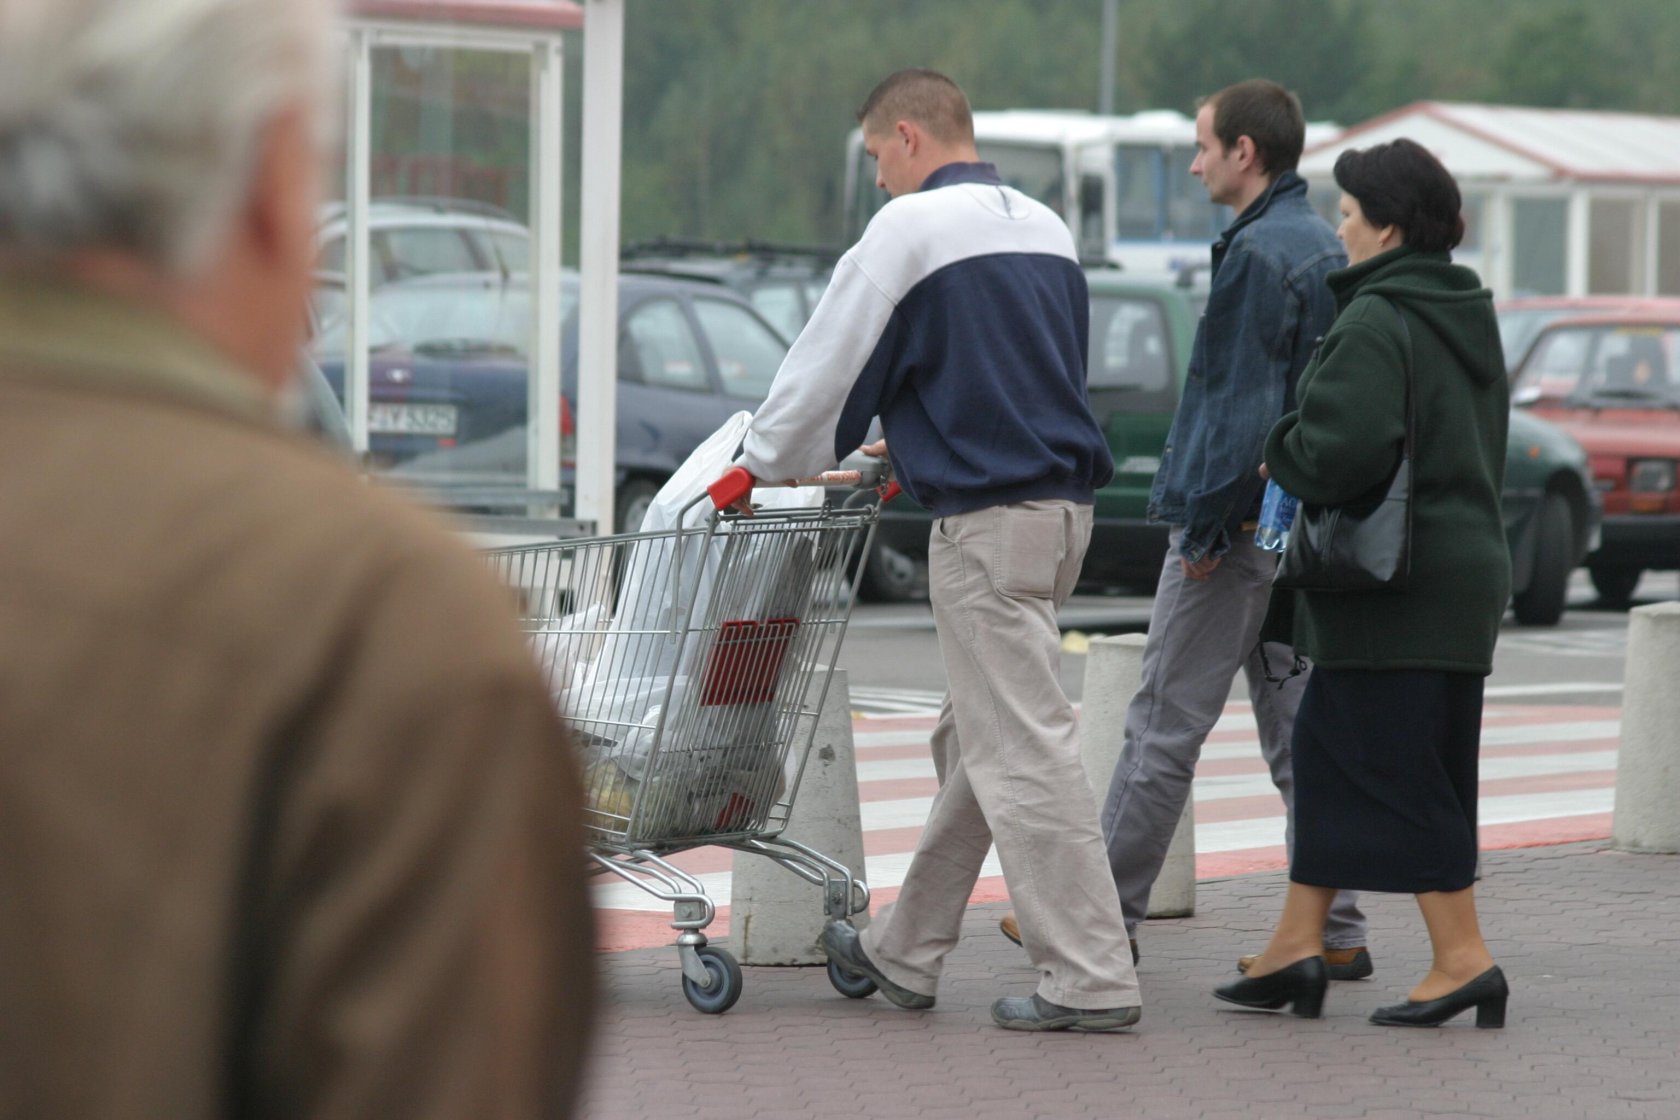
{"left": 919, "top": 161, "right": 1004, "bottom": 192}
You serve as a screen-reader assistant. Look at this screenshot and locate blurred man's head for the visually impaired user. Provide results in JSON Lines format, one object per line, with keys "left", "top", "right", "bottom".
{"left": 856, "top": 69, "right": 977, "bottom": 199}
{"left": 0, "top": 0, "right": 337, "bottom": 389}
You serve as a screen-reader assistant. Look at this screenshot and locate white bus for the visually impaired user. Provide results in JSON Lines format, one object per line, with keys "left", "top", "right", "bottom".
{"left": 844, "top": 108, "right": 1339, "bottom": 278}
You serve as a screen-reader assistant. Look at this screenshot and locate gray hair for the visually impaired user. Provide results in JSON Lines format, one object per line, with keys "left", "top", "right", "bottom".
{"left": 0, "top": 0, "right": 337, "bottom": 277}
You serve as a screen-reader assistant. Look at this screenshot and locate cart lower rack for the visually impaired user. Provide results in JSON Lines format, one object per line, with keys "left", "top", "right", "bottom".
{"left": 485, "top": 468, "right": 887, "bottom": 1012}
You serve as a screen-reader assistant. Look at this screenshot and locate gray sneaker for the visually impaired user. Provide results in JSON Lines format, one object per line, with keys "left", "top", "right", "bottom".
{"left": 819, "top": 921, "right": 934, "bottom": 1011}
{"left": 991, "top": 992, "right": 1141, "bottom": 1032}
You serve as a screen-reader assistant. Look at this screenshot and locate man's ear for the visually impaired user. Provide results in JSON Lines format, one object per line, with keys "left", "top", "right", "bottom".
{"left": 1234, "top": 134, "right": 1260, "bottom": 174}
{"left": 895, "top": 119, "right": 918, "bottom": 155}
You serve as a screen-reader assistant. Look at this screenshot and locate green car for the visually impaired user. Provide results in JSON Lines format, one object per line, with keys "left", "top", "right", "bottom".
{"left": 863, "top": 269, "right": 1600, "bottom": 627}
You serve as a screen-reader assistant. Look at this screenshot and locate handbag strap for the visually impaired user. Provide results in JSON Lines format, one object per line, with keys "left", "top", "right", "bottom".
{"left": 1373, "top": 294, "right": 1415, "bottom": 458}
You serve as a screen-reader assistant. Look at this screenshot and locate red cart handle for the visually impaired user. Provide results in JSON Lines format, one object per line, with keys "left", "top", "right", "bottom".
{"left": 707, "top": 466, "right": 756, "bottom": 510}
{"left": 707, "top": 466, "right": 902, "bottom": 510}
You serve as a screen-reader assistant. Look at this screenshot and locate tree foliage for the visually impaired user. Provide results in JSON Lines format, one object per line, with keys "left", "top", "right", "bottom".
{"left": 601, "top": 0, "right": 1680, "bottom": 247}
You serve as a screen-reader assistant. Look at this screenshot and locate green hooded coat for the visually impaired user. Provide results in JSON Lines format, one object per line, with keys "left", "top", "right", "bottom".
{"left": 1263, "top": 244, "right": 1510, "bottom": 674}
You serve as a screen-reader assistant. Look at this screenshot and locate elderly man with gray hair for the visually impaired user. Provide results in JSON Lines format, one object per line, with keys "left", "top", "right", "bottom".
{"left": 0, "top": 2, "right": 594, "bottom": 1118}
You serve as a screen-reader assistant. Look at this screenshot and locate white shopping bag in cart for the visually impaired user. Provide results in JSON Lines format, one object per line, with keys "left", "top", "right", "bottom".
{"left": 569, "top": 412, "right": 822, "bottom": 797}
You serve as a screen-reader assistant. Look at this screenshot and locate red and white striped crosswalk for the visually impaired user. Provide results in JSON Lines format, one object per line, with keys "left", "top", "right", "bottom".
{"left": 594, "top": 696, "right": 1621, "bottom": 950}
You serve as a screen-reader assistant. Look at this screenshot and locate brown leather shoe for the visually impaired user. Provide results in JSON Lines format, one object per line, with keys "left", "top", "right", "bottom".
{"left": 999, "top": 911, "right": 1139, "bottom": 964}
{"left": 1238, "top": 946, "right": 1373, "bottom": 981}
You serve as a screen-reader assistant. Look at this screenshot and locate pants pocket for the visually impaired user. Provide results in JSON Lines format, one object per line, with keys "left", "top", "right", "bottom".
{"left": 993, "top": 505, "right": 1066, "bottom": 599}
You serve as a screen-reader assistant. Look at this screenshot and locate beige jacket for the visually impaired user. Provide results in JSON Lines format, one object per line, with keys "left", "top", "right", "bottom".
{"left": 0, "top": 277, "right": 593, "bottom": 1119}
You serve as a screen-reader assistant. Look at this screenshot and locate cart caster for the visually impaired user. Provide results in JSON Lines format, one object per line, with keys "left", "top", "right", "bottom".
{"left": 827, "top": 957, "right": 878, "bottom": 999}
{"left": 681, "top": 946, "right": 743, "bottom": 1014}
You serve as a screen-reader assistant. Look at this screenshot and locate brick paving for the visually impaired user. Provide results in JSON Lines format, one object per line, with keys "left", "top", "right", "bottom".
{"left": 580, "top": 842, "right": 1680, "bottom": 1119}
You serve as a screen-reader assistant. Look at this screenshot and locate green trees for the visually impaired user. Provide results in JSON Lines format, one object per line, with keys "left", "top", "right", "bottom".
{"left": 609, "top": 0, "right": 1680, "bottom": 247}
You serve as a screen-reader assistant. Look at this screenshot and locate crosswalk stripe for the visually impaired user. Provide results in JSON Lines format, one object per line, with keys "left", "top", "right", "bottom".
{"left": 589, "top": 701, "right": 1624, "bottom": 916}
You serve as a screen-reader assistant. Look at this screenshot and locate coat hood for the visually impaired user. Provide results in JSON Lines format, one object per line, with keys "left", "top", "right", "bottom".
{"left": 1328, "top": 246, "right": 1504, "bottom": 385}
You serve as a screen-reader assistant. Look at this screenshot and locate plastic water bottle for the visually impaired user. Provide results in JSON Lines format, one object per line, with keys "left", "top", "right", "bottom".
{"left": 1255, "top": 479, "right": 1298, "bottom": 552}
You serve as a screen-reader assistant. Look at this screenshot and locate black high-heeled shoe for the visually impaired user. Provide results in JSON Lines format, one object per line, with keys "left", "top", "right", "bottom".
{"left": 1369, "top": 965, "right": 1508, "bottom": 1029}
{"left": 1213, "top": 955, "right": 1328, "bottom": 1019}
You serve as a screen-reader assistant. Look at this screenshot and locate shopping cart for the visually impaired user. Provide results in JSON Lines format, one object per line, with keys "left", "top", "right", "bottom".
{"left": 485, "top": 465, "right": 898, "bottom": 1013}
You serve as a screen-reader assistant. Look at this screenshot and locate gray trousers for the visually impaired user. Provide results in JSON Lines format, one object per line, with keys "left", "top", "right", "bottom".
{"left": 862, "top": 501, "right": 1141, "bottom": 1009}
{"left": 1099, "top": 527, "right": 1368, "bottom": 948}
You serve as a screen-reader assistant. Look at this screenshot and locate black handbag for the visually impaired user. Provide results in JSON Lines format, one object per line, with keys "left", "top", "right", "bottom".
{"left": 1273, "top": 296, "right": 1413, "bottom": 592}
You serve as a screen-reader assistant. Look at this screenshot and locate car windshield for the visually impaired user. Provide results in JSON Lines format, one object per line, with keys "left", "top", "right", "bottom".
{"left": 313, "top": 277, "right": 578, "bottom": 357}
{"left": 1517, "top": 324, "right": 1680, "bottom": 407}
{"left": 1497, "top": 306, "right": 1573, "bottom": 373}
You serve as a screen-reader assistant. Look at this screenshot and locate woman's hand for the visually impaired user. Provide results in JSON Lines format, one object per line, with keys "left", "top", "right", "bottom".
{"left": 1258, "top": 462, "right": 1270, "bottom": 480}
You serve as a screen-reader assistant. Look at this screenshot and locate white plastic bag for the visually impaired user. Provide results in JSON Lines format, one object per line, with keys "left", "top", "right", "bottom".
{"left": 568, "top": 413, "right": 824, "bottom": 830}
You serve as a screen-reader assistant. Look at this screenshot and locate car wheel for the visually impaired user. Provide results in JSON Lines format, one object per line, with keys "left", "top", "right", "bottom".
{"left": 615, "top": 478, "right": 663, "bottom": 535}
{"left": 1511, "top": 494, "right": 1573, "bottom": 627}
{"left": 857, "top": 538, "right": 925, "bottom": 602}
{"left": 1589, "top": 565, "right": 1642, "bottom": 608}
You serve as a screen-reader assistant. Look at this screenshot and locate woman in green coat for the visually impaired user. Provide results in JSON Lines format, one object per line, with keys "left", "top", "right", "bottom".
{"left": 1215, "top": 139, "right": 1511, "bottom": 1028}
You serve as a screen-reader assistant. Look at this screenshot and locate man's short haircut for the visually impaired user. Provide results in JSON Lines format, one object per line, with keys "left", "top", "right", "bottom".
{"left": 1199, "top": 79, "right": 1306, "bottom": 176}
{"left": 856, "top": 69, "right": 974, "bottom": 146}
{"left": 0, "top": 0, "right": 336, "bottom": 278}
{"left": 1334, "top": 139, "right": 1466, "bottom": 253}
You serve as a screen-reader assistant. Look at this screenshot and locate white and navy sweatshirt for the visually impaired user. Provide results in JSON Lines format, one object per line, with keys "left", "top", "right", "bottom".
{"left": 738, "top": 162, "right": 1114, "bottom": 517}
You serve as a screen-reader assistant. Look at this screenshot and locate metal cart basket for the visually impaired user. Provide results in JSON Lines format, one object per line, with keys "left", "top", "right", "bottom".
{"left": 485, "top": 467, "right": 889, "bottom": 1012}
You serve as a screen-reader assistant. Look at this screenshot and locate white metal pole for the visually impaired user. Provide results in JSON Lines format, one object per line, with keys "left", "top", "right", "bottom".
{"left": 346, "top": 29, "right": 373, "bottom": 455}
{"left": 1484, "top": 190, "right": 1513, "bottom": 301}
{"left": 575, "top": 0, "right": 624, "bottom": 532}
{"left": 1566, "top": 189, "right": 1590, "bottom": 297}
{"left": 528, "top": 37, "right": 564, "bottom": 494}
{"left": 1642, "top": 194, "right": 1660, "bottom": 296}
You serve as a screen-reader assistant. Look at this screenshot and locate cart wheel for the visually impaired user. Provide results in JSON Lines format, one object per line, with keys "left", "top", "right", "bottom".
{"left": 681, "top": 946, "right": 743, "bottom": 1014}
{"left": 827, "top": 957, "right": 878, "bottom": 999}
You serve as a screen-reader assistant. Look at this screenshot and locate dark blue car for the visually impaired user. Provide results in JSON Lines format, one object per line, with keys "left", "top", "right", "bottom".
{"left": 313, "top": 271, "right": 792, "bottom": 530}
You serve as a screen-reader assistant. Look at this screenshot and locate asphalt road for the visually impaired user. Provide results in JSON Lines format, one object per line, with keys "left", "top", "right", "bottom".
{"left": 836, "top": 568, "right": 1676, "bottom": 707}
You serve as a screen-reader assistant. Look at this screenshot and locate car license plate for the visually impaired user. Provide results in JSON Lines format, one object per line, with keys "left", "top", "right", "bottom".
{"left": 369, "top": 403, "right": 458, "bottom": 436}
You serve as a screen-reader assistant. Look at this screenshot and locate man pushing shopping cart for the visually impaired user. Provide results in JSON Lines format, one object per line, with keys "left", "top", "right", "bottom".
{"left": 724, "top": 68, "right": 1142, "bottom": 1033}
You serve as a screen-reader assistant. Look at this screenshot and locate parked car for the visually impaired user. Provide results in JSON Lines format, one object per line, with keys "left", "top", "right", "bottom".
{"left": 1496, "top": 295, "right": 1680, "bottom": 374}
{"left": 1509, "top": 312, "right": 1680, "bottom": 605}
{"left": 620, "top": 238, "right": 838, "bottom": 341}
{"left": 311, "top": 270, "right": 791, "bottom": 532}
{"left": 313, "top": 197, "right": 531, "bottom": 327}
{"left": 864, "top": 270, "right": 1600, "bottom": 626}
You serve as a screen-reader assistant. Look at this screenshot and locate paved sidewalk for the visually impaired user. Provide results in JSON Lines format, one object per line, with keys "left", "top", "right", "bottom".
{"left": 581, "top": 842, "right": 1680, "bottom": 1120}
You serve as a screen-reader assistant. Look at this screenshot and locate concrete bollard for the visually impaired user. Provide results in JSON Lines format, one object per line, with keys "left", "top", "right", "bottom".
{"left": 1079, "top": 634, "right": 1195, "bottom": 919}
{"left": 1612, "top": 603, "right": 1680, "bottom": 854}
{"left": 731, "top": 666, "right": 869, "bottom": 964}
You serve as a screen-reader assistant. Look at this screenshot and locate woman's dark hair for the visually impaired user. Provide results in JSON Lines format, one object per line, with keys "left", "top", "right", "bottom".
{"left": 1332, "top": 138, "right": 1465, "bottom": 252}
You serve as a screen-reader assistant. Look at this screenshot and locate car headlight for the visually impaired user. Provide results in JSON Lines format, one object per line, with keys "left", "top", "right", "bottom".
{"left": 1628, "top": 458, "right": 1677, "bottom": 493}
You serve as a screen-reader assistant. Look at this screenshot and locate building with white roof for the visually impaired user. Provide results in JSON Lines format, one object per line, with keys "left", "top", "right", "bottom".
{"left": 1300, "top": 101, "right": 1680, "bottom": 299}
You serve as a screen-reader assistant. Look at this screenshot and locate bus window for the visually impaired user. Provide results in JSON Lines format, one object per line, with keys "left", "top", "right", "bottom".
{"left": 1116, "top": 146, "right": 1162, "bottom": 239}
{"left": 980, "top": 142, "right": 1066, "bottom": 218}
{"left": 1165, "top": 146, "right": 1227, "bottom": 240}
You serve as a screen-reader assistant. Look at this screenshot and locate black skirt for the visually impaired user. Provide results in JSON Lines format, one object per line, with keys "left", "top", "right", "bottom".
{"left": 1289, "top": 666, "right": 1483, "bottom": 895}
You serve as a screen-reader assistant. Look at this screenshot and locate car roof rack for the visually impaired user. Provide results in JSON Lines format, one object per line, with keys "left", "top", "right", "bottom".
{"left": 621, "top": 236, "right": 842, "bottom": 265}
{"left": 317, "top": 196, "right": 523, "bottom": 223}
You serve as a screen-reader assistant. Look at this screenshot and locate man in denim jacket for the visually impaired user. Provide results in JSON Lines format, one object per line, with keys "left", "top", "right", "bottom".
{"left": 1049, "top": 80, "right": 1370, "bottom": 976}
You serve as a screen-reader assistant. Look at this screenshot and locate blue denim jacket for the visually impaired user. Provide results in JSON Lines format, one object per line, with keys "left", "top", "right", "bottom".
{"left": 1148, "top": 171, "right": 1345, "bottom": 563}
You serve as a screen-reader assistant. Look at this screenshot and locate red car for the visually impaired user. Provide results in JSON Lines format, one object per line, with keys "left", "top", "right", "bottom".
{"left": 1509, "top": 310, "right": 1680, "bottom": 604}
{"left": 1498, "top": 296, "right": 1680, "bottom": 374}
